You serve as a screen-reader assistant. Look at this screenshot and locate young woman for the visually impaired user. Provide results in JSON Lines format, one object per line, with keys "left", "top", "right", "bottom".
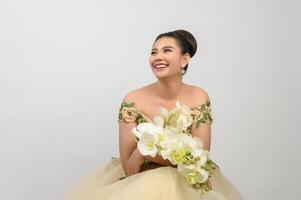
{"left": 64, "top": 30, "right": 244, "bottom": 200}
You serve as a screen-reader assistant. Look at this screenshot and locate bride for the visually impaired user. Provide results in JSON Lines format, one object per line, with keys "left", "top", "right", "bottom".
{"left": 63, "top": 29, "right": 244, "bottom": 200}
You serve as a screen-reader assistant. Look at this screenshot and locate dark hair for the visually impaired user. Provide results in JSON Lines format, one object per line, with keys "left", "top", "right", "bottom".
{"left": 154, "top": 29, "right": 197, "bottom": 75}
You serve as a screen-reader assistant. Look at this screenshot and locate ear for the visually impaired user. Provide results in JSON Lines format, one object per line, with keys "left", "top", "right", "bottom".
{"left": 181, "top": 53, "right": 191, "bottom": 66}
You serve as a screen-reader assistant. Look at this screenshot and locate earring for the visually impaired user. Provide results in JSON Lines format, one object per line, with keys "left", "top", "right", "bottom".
{"left": 181, "top": 66, "right": 185, "bottom": 75}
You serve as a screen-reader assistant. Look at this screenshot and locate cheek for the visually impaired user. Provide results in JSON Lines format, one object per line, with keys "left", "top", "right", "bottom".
{"left": 167, "top": 54, "right": 181, "bottom": 65}
{"left": 149, "top": 56, "right": 154, "bottom": 66}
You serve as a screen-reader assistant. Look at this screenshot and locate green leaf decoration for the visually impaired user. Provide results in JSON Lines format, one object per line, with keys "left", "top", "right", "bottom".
{"left": 194, "top": 100, "right": 213, "bottom": 128}
{"left": 202, "top": 159, "right": 219, "bottom": 174}
{"left": 199, "top": 118, "right": 206, "bottom": 123}
{"left": 118, "top": 101, "right": 148, "bottom": 124}
{"left": 126, "top": 102, "right": 135, "bottom": 107}
{"left": 206, "top": 100, "right": 210, "bottom": 107}
{"left": 200, "top": 104, "right": 206, "bottom": 112}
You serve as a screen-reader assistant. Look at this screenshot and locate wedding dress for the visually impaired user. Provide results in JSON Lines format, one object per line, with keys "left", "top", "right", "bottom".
{"left": 63, "top": 101, "right": 244, "bottom": 200}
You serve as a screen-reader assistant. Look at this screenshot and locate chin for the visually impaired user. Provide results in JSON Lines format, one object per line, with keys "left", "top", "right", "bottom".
{"left": 152, "top": 70, "right": 166, "bottom": 77}
{"left": 154, "top": 73, "right": 174, "bottom": 80}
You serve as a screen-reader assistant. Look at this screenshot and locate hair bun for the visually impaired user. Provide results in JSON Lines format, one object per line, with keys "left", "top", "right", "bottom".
{"left": 174, "top": 29, "right": 197, "bottom": 58}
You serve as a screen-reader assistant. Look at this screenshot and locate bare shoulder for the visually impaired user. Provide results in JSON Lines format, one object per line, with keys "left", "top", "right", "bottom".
{"left": 122, "top": 83, "right": 154, "bottom": 104}
{"left": 186, "top": 85, "right": 211, "bottom": 106}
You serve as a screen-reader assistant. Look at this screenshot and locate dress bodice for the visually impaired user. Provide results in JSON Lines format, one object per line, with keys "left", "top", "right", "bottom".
{"left": 116, "top": 100, "right": 220, "bottom": 182}
{"left": 118, "top": 100, "right": 213, "bottom": 130}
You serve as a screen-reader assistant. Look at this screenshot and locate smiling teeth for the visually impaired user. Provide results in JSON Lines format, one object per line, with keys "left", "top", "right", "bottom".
{"left": 155, "top": 64, "right": 167, "bottom": 68}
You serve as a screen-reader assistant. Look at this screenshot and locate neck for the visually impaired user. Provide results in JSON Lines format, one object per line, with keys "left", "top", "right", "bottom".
{"left": 154, "top": 76, "right": 184, "bottom": 100}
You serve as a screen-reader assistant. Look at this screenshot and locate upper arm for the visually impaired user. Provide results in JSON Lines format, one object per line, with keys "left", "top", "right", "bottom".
{"left": 118, "top": 92, "right": 140, "bottom": 170}
{"left": 190, "top": 88, "right": 213, "bottom": 151}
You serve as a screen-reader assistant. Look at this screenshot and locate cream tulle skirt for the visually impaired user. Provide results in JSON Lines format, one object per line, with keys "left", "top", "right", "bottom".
{"left": 63, "top": 157, "right": 243, "bottom": 200}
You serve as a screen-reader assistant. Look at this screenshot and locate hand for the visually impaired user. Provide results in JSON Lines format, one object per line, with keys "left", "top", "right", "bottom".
{"left": 126, "top": 148, "right": 145, "bottom": 176}
{"left": 206, "top": 179, "right": 212, "bottom": 190}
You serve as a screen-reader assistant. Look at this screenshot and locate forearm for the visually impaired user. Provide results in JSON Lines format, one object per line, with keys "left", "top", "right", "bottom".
{"left": 128, "top": 147, "right": 175, "bottom": 168}
{"left": 120, "top": 146, "right": 136, "bottom": 173}
{"left": 143, "top": 154, "right": 175, "bottom": 167}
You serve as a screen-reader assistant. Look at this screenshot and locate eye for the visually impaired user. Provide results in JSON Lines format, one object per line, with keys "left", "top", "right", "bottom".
{"left": 164, "top": 49, "right": 171, "bottom": 53}
{"left": 151, "top": 51, "right": 156, "bottom": 55}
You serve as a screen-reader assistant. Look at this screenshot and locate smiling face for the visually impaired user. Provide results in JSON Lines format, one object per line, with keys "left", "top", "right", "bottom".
{"left": 149, "top": 37, "right": 190, "bottom": 79}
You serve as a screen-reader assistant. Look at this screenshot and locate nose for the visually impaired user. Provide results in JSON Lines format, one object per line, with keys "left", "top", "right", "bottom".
{"left": 153, "top": 51, "right": 163, "bottom": 61}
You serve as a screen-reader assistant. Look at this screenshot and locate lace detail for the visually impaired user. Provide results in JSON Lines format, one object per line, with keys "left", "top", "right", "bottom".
{"left": 118, "top": 102, "right": 148, "bottom": 124}
{"left": 191, "top": 99, "right": 213, "bottom": 128}
{"left": 118, "top": 100, "right": 213, "bottom": 128}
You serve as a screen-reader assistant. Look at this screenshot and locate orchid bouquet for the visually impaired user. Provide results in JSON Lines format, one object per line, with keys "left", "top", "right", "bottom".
{"left": 132, "top": 101, "right": 218, "bottom": 195}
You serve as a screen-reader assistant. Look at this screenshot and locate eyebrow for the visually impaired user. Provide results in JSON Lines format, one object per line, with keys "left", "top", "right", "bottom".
{"left": 151, "top": 46, "right": 174, "bottom": 51}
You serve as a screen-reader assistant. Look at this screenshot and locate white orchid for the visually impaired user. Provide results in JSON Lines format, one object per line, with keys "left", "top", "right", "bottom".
{"left": 162, "top": 101, "right": 193, "bottom": 133}
{"left": 159, "top": 134, "right": 207, "bottom": 166}
{"left": 132, "top": 122, "right": 162, "bottom": 139}
{"left": 132, "top": 118, "right": 171, "bottom": 157}
{"left": 160, "top": 134, "right": 196, "bottom": 165}
{"left": 156, "top": 129, "right": 174, "bottom": 150}
{"left": 178, "top": 134, "right": 202, "bottom": 148}
{"left": 137, "top": 132, "right": 158, "bottom": 157}
{"left": 195, "top": 150, "right": 210, "bottom": 167}
{"left": 178, "top": 164, "right": 209, "bottom": 184}
{"left": 132, "top": 100, "right": 218, "bottom": 196}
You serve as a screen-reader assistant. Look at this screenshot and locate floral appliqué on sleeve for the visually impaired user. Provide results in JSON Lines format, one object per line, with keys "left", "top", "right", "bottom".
{"left": 118, "top": 102, "right": 148, "bottom": 124}
{"left": 191, "top": 100, "right": 213, "bottom": 128}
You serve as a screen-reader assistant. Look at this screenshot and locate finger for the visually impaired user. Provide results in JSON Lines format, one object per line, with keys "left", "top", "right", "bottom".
{"left": 127, "top": 166, "right": 132, "bottom": 176}
{"left": 129, "top": 166, "right": 138, "bottom": 176}
{"left": 132, "top": 167, "right": 139, "bottom": 175}
{"left": 126, "top": 165, "right": 131, "bottom": 176}
{"left": 208, "top": 180, "right": 212, "bottom": 190}
{"left": 135, "top": 164, "right": 142, "bottom": 173}
{"left": 128, "top": 166, "right": 134, "bottom": 176}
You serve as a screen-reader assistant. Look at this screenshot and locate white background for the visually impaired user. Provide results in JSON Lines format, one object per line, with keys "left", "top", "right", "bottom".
{"left": 0, "top": 0, "right": 300, "bottom": 199}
